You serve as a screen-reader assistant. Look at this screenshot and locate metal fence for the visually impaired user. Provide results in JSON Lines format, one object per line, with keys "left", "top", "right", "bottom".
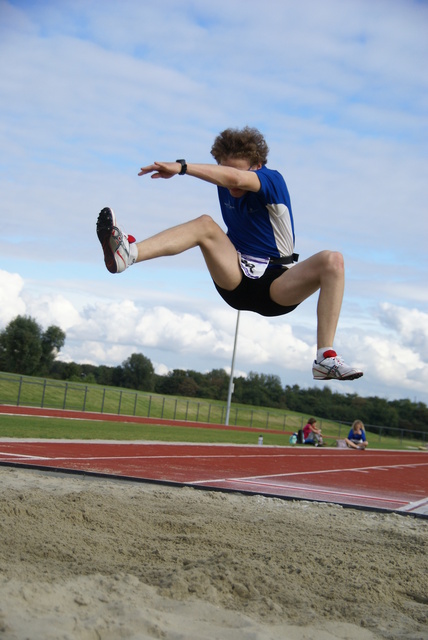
{"left": 0, "top": 373, "right": 426, "bottom": 444}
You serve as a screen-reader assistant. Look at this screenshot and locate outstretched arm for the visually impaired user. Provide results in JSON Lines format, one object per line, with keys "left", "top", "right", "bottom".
{"left": 138, "top": 161, "right": 261, "bottom": 193}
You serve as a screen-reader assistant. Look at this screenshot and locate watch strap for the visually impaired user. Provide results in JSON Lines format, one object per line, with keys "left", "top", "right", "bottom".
{"left": 176, "top": 159, "right": 187, "bottom": 175}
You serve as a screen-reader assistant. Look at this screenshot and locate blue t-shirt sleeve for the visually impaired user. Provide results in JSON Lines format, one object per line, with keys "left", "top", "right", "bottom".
{"left": 256, "top": 167, "right": 292, "bottom": 212}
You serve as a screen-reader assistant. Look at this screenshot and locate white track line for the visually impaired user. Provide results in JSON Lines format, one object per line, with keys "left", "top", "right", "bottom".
{"left": 214, "top": 479, "right": 410, "bottom": 505}
{"left": 190, "top": 461, "right": 428, "bottom": 485}
{"left": 397, "top": 497, "right": 428, "bottom": 514}
{"left": 0, "top": 452, "right": 49, "bottom": 460}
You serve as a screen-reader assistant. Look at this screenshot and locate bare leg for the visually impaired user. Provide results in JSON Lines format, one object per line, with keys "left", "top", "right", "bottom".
{"left": 98, "top": 207, "right": 362, "bottom": 378}
{"left": 345, "top": 439, "right": 359, "bottom": 449}
{"left": 135, "top": 214, "right": 242, "bottom": 291}
{"left": 269, "top": 251, "right": 344, "bottom": 349}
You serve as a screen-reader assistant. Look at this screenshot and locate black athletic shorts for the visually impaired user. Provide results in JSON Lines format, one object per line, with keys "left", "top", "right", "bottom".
{"left": 214, "top": 267, "right": 299, "bottom": 318}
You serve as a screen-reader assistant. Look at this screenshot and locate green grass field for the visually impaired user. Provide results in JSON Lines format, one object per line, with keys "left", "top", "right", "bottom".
{"left": 0, "top": 414, "right": 422, "bottom": 450}
{"left": 1, "top": 372, "right": 425, "bottom": 449}
{"left": 0, "top": 371, "right": 299, "bottom": 430}
{"left": 0, "top": 415, "right": 289, "bottom": 445}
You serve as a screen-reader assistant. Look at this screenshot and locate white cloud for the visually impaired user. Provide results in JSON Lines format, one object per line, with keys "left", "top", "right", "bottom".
{"left": 363, "top": 335, "right": 428, "bottom": 396}
{"left": 135, "top": 307, "right": 218, "bottom": 352}
{"left": 154, "top": 362, "right": 170, "bottom": 376}
{"left": 1, "top": 268, "right": 428, "bottom": 403}
{"left": 25, "top": 294, "right": 81, "bottom": 331}
{"left": 233, "top": 314, "right": 314, "bottom": 369}
{"left": 0, "top": 270, "right": 26, "bottom": 324}
{"left": 378, "top": 303, "right": 428, "bottom": 360}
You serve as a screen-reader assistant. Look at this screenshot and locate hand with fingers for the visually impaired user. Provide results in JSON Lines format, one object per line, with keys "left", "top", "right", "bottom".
{"left": 138, "top": 161, "right": 182, "bottom": 179}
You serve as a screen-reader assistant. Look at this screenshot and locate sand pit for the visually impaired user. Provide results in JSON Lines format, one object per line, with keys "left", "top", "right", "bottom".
{"left": 0, "top": 466, "right": 427, "bottom": 639}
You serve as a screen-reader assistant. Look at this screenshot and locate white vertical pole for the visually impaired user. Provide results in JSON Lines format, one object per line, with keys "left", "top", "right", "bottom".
{"left": 225, "top": 310, "right": 240, "bottom": 425}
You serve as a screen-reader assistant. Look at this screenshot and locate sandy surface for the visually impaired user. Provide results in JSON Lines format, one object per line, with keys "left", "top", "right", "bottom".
{"left": 0, "top": 466, "right": 427, "bottom": 640}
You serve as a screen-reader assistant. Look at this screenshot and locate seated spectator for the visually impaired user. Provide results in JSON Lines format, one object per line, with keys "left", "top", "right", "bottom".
{"left": 345, "top": 420, "right": 368, "bottom": 450}
{"left": 303, "top": 417, "right": 323, "bottom": 446}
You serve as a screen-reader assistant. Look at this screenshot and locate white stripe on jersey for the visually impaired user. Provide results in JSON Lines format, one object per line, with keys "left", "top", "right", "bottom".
{"left": 266, "top": 203, "right": 295, "bottom": 257}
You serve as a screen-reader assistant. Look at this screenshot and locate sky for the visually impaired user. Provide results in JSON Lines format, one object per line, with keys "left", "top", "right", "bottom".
{"left": 1, "top": 0, "right": 427, "bottom": 405}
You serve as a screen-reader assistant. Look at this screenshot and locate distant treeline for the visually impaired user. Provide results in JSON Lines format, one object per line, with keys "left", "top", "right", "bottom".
{"left": 1, "top": 315, "right": 427, "bottom": 435}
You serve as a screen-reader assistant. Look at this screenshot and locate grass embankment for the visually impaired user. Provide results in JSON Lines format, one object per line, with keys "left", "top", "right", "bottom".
{"left": 0, "top": 415, "right": 421, "bottom": 450}
{"left": 0, "top": 373, "right": 422, "bottom": 449}
{"left": 0, "top": 416, "right": 289, "bottom": 446}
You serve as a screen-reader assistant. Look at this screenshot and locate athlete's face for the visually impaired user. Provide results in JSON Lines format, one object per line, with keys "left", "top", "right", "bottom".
{"left": 220, "top": 157, "right": 257, "bottom": 198}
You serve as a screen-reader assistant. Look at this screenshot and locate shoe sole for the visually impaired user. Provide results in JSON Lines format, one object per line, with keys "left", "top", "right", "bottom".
{"left": 96, "top": 207, "right": 118, "bottom": 274}
{"left": 313, "top": 371, "right": 364, "bottom": 381}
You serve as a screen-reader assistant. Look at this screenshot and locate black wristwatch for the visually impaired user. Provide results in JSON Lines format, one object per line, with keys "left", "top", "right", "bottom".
{"left": 176, "top": 159, "right": 187, "bottom": 175}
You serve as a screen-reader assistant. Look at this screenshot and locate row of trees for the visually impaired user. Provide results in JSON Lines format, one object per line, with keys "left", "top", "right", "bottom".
{"left": 0, "top": 315, "right": 65, "bottom": 376}
{"left": 1, "top": 315, "right": 427, "bottom": 434}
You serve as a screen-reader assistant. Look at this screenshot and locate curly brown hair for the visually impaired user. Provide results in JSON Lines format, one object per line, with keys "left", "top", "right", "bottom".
{"left": 210, "top": 126, "right": 269, "bottom": 165}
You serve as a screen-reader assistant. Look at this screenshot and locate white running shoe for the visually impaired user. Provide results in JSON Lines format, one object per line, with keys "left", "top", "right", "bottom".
{"left": 96, "top": 207, "right": 136, "bottom": 274}
{"left": 312, "top": 352, "right": 363, "bottom": 381}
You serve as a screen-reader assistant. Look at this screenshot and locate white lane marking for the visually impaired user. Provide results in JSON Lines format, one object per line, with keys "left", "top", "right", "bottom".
{"left": 397, "top": 497, "right": 428, "bottom": 514}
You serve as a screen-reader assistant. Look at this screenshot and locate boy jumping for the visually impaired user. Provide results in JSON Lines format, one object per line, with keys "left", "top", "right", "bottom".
{"left": 96, "top": 126, "right": 363, "bottom": 381}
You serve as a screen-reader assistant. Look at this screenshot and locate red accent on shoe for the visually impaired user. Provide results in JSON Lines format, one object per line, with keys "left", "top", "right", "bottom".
{"left": 127, "top": 234, "right": 136, "bottom": 243}
{"left": 322, "top": 350, "right": 337, "bottom": 359}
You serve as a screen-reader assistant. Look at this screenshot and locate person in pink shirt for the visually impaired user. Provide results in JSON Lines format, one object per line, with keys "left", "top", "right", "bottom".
{"left": 303, "top": 418, "right": 323, "bottom": 446}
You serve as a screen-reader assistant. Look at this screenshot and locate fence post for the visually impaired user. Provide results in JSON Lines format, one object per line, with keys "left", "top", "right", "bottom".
{"left": 101, "top": 388, "right": 106, "bottom": 413}
{"left": 133, "top": 393, "right": 138, "bottom": 416}
{"left": 118, "top": 391, "right": 122, "bottom": 415}
{"left": 83, "top": 386, "right": 88, "bottom": 412}
{"left": 41, "top": 379, "right": 47, "bottom": 408}
{"left": 148, "top": 395, "right": 152, "bottom": 418}
{"left": 173, "top": 399, "right": 177, "bottom": 420}
{"left": 207, "top": 404, "right": 211, "bottom": 423}
{"left": 185, "top": 401, "right": 189, "bottom": 421}
{"left": 17, "top": 376, "right": 23, "bottom": 406}
{"left": 63, "top": 383, "right": 68, "bottom": 410}
{"left": 161, "top": 397, "right": 165, "bottom": 419}
{"left": 266, "top": 412, "right": 269, "bottom": 429}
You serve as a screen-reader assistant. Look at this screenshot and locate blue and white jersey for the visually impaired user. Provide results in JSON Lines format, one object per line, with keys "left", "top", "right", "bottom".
{"left": 217, "top": 165, "right": 295, "bottom": 261}
{"left": 347, "top": 429, "right": 367, "bottom": 443}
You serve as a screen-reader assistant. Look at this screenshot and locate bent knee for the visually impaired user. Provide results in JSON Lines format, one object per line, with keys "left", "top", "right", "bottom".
{"left": 195, "top": 214, "right": 223, "bottom": 238}
{"left": 322, "top": 250, "right": 344, "bottom": 273}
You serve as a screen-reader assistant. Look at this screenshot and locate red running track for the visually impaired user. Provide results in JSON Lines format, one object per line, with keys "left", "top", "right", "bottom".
{"left": 1, "top": 440, "right": 427, "bottom": 517}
